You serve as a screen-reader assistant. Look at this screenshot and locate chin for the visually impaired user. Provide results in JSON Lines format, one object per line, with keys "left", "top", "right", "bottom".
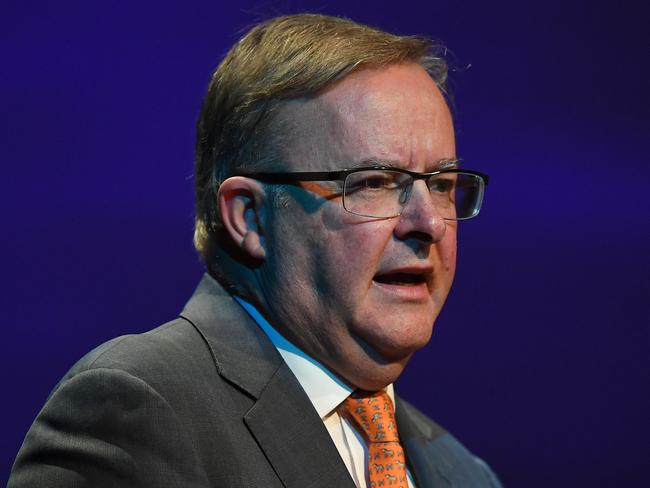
{"left": 360, "top": 316, "right": 436, "bottom": 362}
{"left": 340, "top": 339, "right": 415, "bottom": 391}
{"left": 352, "top": 359, "right": 410, "bottom": 392}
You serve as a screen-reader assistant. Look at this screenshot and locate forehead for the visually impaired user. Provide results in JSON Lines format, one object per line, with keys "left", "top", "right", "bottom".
{"left": 276, "top": 63, "right": 455, "bottom": 171}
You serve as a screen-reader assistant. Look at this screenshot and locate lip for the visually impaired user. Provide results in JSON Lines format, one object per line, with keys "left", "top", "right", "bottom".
{"left": 371, "top": 266, "right": 433, "bottom": 301}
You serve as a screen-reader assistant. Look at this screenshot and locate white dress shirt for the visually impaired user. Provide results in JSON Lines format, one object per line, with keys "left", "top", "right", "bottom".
{"left": 235, "top": 296, "right": 417, "bottom": 488}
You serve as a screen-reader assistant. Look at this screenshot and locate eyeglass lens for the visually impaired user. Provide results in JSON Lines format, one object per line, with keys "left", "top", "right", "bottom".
{"left": 343, "top": 169, "right": 483, "bottom": 220}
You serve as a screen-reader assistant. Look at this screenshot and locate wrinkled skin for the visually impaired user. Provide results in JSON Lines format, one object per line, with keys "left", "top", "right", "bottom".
{"left": 254, "top": 63, "right": 457, "bottom": 391}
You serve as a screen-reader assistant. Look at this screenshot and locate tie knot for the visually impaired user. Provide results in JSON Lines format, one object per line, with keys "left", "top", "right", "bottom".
{"left": 342, "top": 390, "right": 400, "bottom": 444}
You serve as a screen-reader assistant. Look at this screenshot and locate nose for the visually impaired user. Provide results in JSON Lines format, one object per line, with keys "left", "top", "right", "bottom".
{"left": 393, "top": 180, "right": 447, "bottom": 243}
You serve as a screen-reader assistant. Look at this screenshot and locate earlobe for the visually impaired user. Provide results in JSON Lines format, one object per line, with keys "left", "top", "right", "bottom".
{"left": 217, "top": 177, "right": 266, "bottom": 261}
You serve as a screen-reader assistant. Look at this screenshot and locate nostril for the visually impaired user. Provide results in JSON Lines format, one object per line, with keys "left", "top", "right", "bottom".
{"left": 404, "top": 230, "right": 434, "bottom": 244}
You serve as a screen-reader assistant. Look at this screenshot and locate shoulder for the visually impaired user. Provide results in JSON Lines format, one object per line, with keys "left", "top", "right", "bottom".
{"left": 9, "top": 276, "right": 260, "bottom": 487}
{"left": 70, "top": 317, "right": 204, "bottom": 370}
{"left": 8, "top": 318, "right": 215, "bottom": 487}
{"left": 56, "top": 317, "right": 214, "bottom": 397}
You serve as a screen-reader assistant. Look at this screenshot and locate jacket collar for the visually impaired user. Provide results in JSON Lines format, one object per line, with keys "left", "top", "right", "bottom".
{"left": 180, "top": 273, "right": 283, "bottom": 399}
{"left": 396, "top": 396, "right": 453, "bottom": 487}
{"left": 180, "top": 273, "right": 356, "bottom": 488}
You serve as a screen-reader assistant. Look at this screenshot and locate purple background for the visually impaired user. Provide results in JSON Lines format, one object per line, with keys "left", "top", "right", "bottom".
{"left": 3, "top": 1, "right": 649, "bottom": 485}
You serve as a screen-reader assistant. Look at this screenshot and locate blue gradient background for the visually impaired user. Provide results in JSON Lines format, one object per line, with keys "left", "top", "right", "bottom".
{"left": 2, "top": 1, "right": 649, "bottom": 485}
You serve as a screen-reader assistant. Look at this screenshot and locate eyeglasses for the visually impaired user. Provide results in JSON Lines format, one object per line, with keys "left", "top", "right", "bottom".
{"left": 235, "top": 165, "right": 489, "bottom": 220}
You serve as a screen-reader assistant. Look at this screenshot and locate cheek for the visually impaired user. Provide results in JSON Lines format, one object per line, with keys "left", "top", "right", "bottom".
{"left": 439, "top": 228, "right": 457, "bottom": 276}
{"left": 322, "top": 221, "right": 392, "bottom": 294}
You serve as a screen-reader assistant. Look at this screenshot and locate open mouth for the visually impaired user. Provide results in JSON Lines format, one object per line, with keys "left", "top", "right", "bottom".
{"left": 373, "top": 272, "right": 427, "bottom": 286}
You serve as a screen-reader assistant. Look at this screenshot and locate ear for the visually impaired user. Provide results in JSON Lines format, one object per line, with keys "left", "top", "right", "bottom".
{"left": 217, "top": 177, "right": 267, "bottom": 261}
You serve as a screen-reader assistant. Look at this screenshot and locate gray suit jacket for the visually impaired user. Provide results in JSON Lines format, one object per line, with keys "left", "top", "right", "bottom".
{"left": 9, "top": 274, "right": 502, "bottom": 487}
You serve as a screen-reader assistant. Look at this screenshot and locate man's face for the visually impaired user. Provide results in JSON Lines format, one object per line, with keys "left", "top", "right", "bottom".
{"left": 258, "top": 63, "right": 457, "bottom": 390}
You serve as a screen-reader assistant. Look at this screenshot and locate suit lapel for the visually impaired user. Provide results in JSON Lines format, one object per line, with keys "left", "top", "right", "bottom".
{"left": 395, "top": 397, "right": 452, "bottom": 487}
{"left": 180, "top": 274, "right": 280, "bottom": 398}
{"left": 181, "top": 274, "right": 355, "bottom": 488}
{"left": 245, "top": 363, "right": 356, "bottom": 488}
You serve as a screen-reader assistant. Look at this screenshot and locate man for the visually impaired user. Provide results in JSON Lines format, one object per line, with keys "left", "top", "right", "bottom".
{"left": 9, "top": 14, "right": 500, "bottom": 487}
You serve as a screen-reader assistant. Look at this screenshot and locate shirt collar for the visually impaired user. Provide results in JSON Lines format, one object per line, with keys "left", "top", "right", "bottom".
{"left": 234, "top": 296, "right": 395, "bottom": 418}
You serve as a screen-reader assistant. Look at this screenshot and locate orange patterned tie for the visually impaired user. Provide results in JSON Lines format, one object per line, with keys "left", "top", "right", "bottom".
{"left": 342, "top": 390, "right": 409, "bottom": 488}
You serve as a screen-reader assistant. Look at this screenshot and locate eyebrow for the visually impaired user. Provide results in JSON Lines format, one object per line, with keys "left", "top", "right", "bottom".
{"left": 354, "top": 159, "right": 400, "bottom": 169}
{"left": 354, "top": 158, "right": 460, "bottom": 171}
{"left": 438, "top": 159, "right": 460, "bottom": 170}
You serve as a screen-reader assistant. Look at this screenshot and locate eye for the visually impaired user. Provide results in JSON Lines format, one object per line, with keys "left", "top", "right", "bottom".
{"left": 429, "top": 175, "right": 456, "bottom": 194}
{"left": 353, "top": 170, "right": 402, "bottom": 191}
{"left": 365, "top": 175, "right": 398, "bottom": 190}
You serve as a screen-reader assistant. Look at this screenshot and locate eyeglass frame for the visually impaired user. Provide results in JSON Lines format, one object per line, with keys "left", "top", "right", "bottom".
{"left": 231, "top": 164, "right": 489, "bottom": 220}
